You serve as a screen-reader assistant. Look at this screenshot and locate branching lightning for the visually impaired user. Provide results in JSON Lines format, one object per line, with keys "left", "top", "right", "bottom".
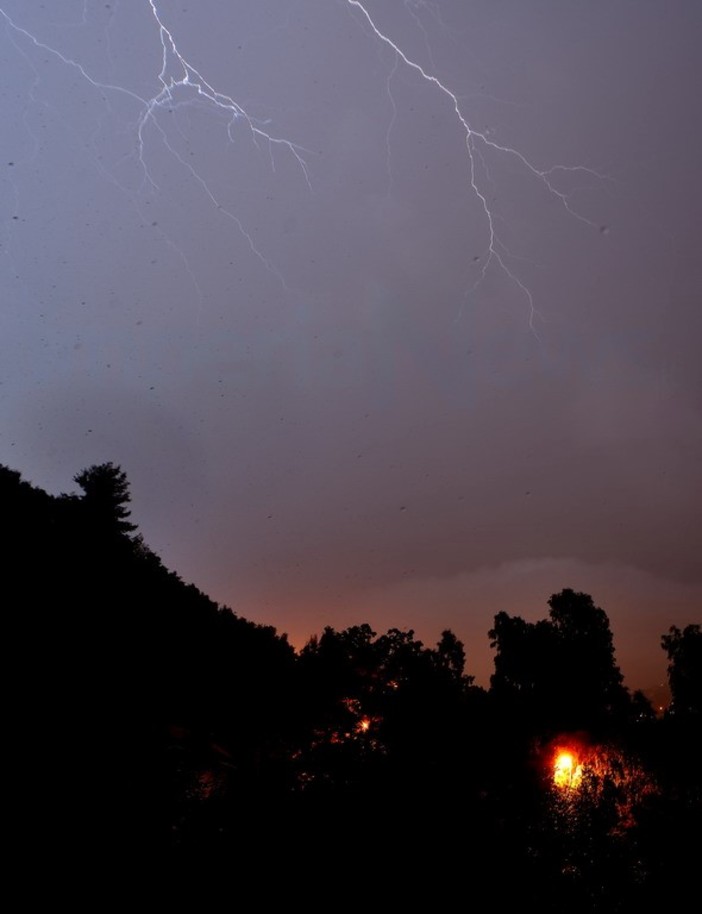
{"left": 345, "top": 0, "right": 605, "bottom": 331}
{"left": 0, "top": 2, "right": 311, "bottom": 291}
{"left": 1, "top": 0, "right": 604, "bottom": 329}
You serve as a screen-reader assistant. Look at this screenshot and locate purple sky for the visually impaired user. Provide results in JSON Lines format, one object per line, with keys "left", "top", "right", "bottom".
{"left": 1, "top": 1, "right": 700, "bottom": 692}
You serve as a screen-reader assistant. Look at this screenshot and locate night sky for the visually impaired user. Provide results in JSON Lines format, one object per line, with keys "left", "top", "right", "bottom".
{"left": 2, "top": 1, "right": 700, "bottom": 692}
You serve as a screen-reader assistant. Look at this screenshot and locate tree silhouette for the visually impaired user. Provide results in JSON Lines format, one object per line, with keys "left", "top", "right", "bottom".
{"left": 490, "top": 589, "right": 630, "bottom": 731}
{"left": 74, "top": 462, "right": 137, "bottom": 537}
{"left": 4, "top": 455, "right": 699, "bottom": 894}
{"left": 435, "top": 629, "right": 469, "bottom": 682}
{"left": 547, "top": 589, "right": 629, "bottom": 724}
{"left": 661, "top": 624, "right": 701, "bottom": 718}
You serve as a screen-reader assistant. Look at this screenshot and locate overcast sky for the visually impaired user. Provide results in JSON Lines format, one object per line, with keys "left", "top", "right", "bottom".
{"left": 1, "top": 1, "right": 700, "bottom": 691}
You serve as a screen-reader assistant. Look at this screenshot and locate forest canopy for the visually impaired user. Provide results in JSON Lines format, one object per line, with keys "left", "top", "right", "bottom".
{"left": 2, "top": 460, "right": 698, "bottom": 903}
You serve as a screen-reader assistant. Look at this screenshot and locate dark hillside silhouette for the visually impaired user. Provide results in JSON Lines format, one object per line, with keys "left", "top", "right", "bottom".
{"left": 2, "top": 460, "right": 698, "bottom": 902}
{"left": 2, "top": 461, "right": 295, "bottom": 848}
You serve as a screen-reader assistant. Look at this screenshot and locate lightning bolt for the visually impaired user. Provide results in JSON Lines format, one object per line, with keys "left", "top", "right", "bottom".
{"left": 0, "top": 2, "right": 311, "bottom": 294}
{"left": 345, "top": 0, "right": 606, "bottom": 332}
{"left": 1, "top": 1, "right": 604, "bottom": 330}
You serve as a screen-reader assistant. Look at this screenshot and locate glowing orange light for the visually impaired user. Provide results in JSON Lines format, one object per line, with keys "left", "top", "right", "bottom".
{"left": 357, "top": 717, "right": 371, "bottom": 733}
{"left": 553, "top": 750, "right": 583, "bottom": 789}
